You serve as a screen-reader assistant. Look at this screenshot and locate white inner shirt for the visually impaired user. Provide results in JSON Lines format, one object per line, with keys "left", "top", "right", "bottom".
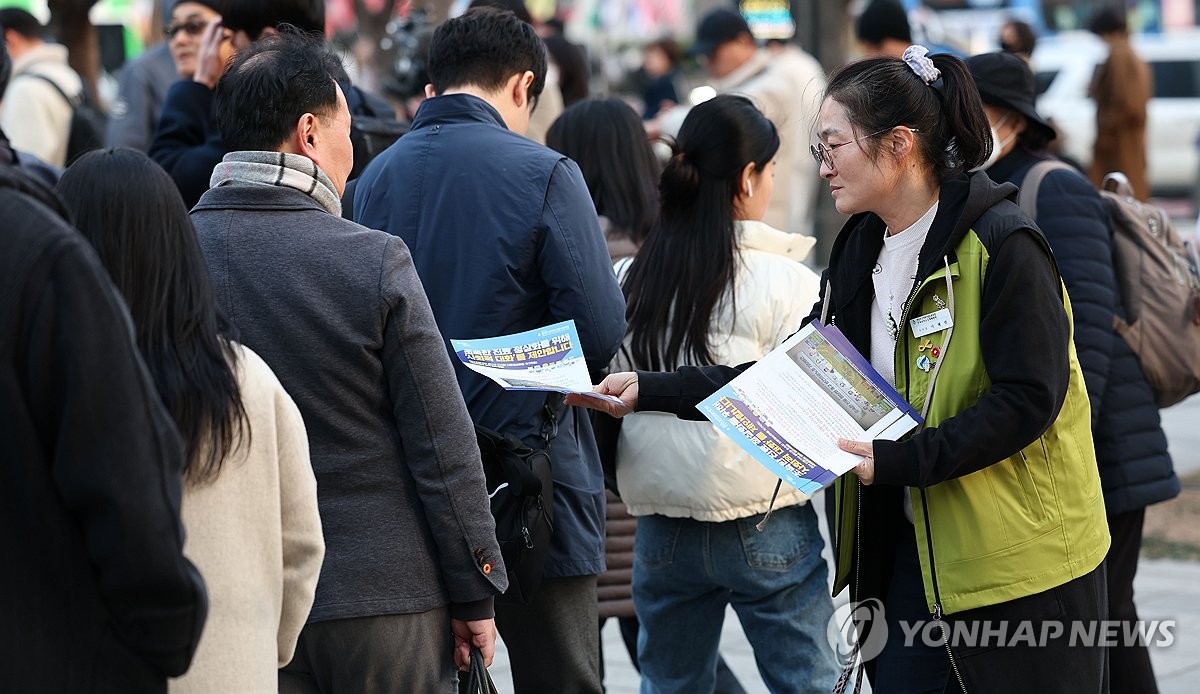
{"left": 869, "top": 201, "right": 939, "bottom": 387}
{"left": 868, "top": 200, "right": 938, "bottom": 525}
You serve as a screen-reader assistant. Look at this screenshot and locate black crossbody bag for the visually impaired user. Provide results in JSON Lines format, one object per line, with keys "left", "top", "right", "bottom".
{"left": 475, "top": 395, "right": 559, "bottom": 604}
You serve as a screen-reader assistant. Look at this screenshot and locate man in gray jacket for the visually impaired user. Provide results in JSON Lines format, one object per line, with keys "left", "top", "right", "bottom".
{"left": 191, "top": 32, "right": 506, "bottom": 693}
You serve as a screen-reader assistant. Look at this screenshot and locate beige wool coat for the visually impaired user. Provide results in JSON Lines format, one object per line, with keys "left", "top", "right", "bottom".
{"left": 170, "top": 344, "right": 324, "bottom": 694}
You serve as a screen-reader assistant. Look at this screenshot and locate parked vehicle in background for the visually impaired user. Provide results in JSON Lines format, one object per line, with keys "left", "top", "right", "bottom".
{"left": 1032, "top": 30, "right": 1200, "bottom": 197}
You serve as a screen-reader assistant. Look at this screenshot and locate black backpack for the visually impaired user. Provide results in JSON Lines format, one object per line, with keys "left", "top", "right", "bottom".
{"left": 26, "top": 73, "right": 106, "bottom": 164}
{"left": 345, "top": 85, "right": 409, "bottom": 180}
{"left": 475, "top": 397, "right": 559, "bottom": 605}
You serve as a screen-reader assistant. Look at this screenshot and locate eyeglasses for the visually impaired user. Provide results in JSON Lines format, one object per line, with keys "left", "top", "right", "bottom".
{"left": 810, "top": 127, "right": 919, "bottom": 170}
{"left": 164, "top": 20, "right": 207, "bottom": 39}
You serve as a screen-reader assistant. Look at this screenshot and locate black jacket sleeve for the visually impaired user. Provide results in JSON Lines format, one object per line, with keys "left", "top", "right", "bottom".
{"left": 1035, "top": 169, "right": 1116, "bottom": 425}
{"left": 637, "top": 363, "right": 753, "bottom": 421}
{"left": 22, "top": 235, "right": 207, "bottom": 676}
{"left": 873, "top": 229, "right": 1072, "bottom": 487}
{"left": 149, "top": 80, "right": 224, "bottom": 208}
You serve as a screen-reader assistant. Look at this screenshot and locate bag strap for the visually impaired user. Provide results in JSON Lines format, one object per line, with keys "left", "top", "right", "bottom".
{"left": 541, "top": 393, "right": 562, "bottom": 448}
{"left": 467, "top": 644, "right": 499, "bottom": 694}
{"left": 24, "top": 72, "right": 82, "bottom": 109}
{"left": 1016, "top": 159, "right": 1074, "bottom": 220}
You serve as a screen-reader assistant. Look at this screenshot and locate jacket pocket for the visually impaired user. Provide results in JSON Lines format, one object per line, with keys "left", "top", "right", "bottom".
{"left": 1014, "top": 442, "right": 1050, "bottom": 523}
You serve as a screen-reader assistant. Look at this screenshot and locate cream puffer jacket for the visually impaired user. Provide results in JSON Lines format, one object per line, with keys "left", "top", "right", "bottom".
{"left": 612, "top": 220, "right": 821, "bottom": 521}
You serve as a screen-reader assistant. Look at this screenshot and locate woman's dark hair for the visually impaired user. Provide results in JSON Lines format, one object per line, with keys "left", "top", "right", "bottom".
{"left": 546, "top": 98, "right": 660, "bottom": 247}
{"left": 544, "top": 33, "right": 589, "bottom": 106}
{"left": 622, "top": 94, "right": 779, "bottom": 371}
{"left": 56, "top": 148, "right": 247, "bottom": 484}
{"left": 824, "top": 52, "right": 992, "bottom": 181}
{"left": 429, "top": 6, "right": 546, "bottom": 100}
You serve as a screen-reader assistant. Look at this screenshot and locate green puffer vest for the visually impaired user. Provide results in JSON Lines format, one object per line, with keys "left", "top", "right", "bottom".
{"left": 832, "top": 225, "right": 1110, "bottom": 615}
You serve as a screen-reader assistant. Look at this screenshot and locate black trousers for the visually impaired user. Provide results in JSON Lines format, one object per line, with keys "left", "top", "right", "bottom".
{"left": 458, "top": 575, "right": 603, "bottom": 694}
{"left": 868, "top": 528, "right": 1110, "bottom": 694}
{"left": 1106, "top": 508, "right": 1159, "bottom": 694}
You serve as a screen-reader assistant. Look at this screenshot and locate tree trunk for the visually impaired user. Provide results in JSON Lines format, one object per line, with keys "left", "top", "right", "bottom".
{"left": 47, "top": 0, "right": 101, "bottom": 104}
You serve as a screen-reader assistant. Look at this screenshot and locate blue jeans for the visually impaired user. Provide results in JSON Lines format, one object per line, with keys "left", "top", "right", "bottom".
{"left": 633, "top": 504, "right": 839, "bottom": 694}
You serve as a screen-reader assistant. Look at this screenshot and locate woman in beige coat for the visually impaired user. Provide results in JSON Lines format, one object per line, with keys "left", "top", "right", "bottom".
{"left": 57, "top": 148, "right": 325, "bottom": 693}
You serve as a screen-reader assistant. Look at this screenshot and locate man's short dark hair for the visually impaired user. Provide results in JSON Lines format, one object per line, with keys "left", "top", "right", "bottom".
{"left": 428, "top": 7, "right": 546, "bottom": 100}
{"left": 1088, "top": 7, "right": 1128, "bottom": 36}
{"left": 221, "top": 0, "right": 325, "bottom": 41}
{"left": 0, "top": 8, "right": 45, "bottom": 40}
{"left": 214, "top": 31, "right": 347, "bottom": 152}
{"left": 855, "top": 0, "right": 912, "bottom": 45}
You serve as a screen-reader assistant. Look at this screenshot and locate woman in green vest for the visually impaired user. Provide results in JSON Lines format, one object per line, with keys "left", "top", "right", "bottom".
{"left": 568, "top": 46, "right": 1110, "bottom": 694}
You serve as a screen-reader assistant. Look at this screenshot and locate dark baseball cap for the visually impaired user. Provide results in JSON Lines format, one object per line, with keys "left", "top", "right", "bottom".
{"left": 691, "top": 8, "right": 753, "bottom": 56}
{"left": 966, "top": 51, "right": 1056, "bottom": 144}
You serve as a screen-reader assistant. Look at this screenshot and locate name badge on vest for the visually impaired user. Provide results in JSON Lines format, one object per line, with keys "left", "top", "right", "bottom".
{"left": 910, "top": 309, "right": 953, "bottom": 338}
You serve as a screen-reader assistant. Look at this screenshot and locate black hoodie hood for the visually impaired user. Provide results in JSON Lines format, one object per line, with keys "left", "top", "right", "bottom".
{"left": 0, "top": 153, "right": 71, "bottom": 223}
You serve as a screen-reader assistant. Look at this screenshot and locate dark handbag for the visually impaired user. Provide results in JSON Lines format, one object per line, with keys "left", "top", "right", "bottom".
{"left": 465, "top": 644, "right": 498, "bottom": 694}
{"left": 475, "top": 397, "right": 559, "bottom": 605}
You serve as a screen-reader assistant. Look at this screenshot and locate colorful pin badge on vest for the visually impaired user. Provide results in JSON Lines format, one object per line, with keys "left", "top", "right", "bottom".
{"left": 917, "top": 355, "right": 932, "bottom": 372}
{"left": 918, "top": 338, "right": 933, "bottom": 353}
{"left": 931, "top": 346, "right": 941, "bottom": 359}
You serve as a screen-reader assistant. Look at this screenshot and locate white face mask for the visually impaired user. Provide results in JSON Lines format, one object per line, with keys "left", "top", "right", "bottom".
{"left": 972, "top": 112, "right": 1015, "bottom": 171}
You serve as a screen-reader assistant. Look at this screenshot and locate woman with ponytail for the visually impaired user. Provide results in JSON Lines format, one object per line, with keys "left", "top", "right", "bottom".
{"left": 610, "top": 94, "right": 835, "bottom": 693}
{"left": 570, "top": 49, "right": 1109, "bottom": 693}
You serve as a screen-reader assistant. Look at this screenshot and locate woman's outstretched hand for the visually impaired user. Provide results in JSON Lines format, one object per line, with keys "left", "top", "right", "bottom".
{"left": 838, "top": 438, "right": 876, "bottom": 485}
{"left": 564, "top": 372, "right": 639, "bottom": 417}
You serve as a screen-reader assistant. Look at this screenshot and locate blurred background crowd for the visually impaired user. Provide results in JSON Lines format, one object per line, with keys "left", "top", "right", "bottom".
{"left": 2, "top": 0, "right": 1198, "bottom": 258}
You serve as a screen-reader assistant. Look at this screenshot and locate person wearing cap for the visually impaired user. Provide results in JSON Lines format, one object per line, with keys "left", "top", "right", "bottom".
{"left": 970, "top": 50, "right": 1177, "bottom": 694}
{"left": 149, "top": 0, "right": 325, "bottom": 208}
{"left": 659, "top": 8, "right": 825, "bottom": 238}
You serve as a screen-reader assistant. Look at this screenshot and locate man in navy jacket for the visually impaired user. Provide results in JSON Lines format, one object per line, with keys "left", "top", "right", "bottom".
{"left": 354, "top": 8, "right": 626, "bottom": 693}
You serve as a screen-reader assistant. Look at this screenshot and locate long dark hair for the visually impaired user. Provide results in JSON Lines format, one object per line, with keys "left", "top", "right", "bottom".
{"left": 57, "top": 148, "right": 247, "bottom": 484}
{"left": 546, "top": 98, "right": 661, "bottom": 247}
{"left": 623, "top": 94, "right": 779, "bottom": 371}
{"left": 824, "top": 52, "right": 992, "bottom": 181}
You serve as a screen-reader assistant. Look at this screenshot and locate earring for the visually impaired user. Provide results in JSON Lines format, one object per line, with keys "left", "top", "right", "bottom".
{"left": 747, "top": 181, "right": 754, "bottom": 198}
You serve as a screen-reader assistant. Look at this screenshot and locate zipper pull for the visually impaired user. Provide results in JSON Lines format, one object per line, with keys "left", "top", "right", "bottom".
{"left": 522, "top": 526, "right": 534, "bottom": 549}
{"left": 933, "top": 603, "right": 943, "bottom": 621}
